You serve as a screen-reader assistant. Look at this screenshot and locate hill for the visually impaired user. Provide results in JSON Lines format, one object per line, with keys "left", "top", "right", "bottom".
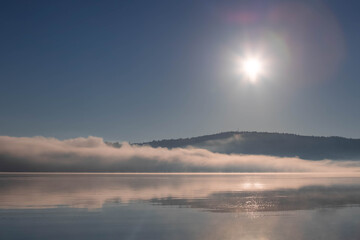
{"left": 112, "top": 132, "right": 360, "bottom": 160}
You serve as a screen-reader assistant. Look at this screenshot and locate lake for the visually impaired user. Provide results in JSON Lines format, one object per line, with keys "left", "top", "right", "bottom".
{"left": 1, "top": 173, "right": 360, "bottom": 240}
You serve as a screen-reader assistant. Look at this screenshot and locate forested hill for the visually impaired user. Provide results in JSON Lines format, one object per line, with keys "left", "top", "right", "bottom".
{"left": 125, "top": 132, "right": 360, "bottom": 160}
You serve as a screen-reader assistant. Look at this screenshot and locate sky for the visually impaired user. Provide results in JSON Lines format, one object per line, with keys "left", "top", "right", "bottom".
{"left": 1, "top": 0, "right": 360, "bottom": 142}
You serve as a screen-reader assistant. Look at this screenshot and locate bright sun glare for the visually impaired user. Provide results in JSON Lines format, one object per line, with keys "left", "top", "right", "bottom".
{"left": 241, "top": 57, "right": 263, "bottom": 82}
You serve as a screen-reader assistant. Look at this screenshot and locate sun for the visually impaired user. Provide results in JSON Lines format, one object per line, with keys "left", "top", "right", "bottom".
{"left": 240, "top": 57, "right": 264, "bottom": 82}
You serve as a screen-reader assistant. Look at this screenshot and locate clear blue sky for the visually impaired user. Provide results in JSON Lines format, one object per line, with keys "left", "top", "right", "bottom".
{"left": 1, "top": 0, "right": 360, "bottom": 142}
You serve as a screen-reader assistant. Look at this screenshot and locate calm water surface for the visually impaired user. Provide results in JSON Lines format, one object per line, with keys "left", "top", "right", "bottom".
{"left": 1, "top": 173, "right": 360, "bottom": 240}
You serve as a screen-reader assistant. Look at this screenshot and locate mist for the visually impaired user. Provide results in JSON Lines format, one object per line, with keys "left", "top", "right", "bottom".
{"left": 0, "top": 136, "right": 359, "bottom": 172}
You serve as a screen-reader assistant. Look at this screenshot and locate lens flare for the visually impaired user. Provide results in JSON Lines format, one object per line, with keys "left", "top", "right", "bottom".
{"left": 241, "top": 57, "right": 263, "bottom": 82}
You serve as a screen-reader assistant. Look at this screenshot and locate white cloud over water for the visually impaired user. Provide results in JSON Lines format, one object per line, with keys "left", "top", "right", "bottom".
{"left": 0, "top": 136, "right": 359, "bottom": 172}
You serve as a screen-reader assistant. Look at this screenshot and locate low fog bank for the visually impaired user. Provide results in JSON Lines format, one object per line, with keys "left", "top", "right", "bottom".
{"left": 0, "top": 136, "right": 359, "bottom": 172}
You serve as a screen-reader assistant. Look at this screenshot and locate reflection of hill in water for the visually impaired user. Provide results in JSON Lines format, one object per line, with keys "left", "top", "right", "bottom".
{"left": 126, "top": 131, "right": 360, "bottom": 160}
{"left": 1, "top": 173, "right": 360, "bottom": 211}
{"left": 150, "top": 186, "right": 360, "bottom": 213}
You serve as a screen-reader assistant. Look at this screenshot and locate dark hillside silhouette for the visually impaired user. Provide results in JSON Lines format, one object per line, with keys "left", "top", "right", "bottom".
{"left": 108, "top": 132, "right": 360, "bottom": 161}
